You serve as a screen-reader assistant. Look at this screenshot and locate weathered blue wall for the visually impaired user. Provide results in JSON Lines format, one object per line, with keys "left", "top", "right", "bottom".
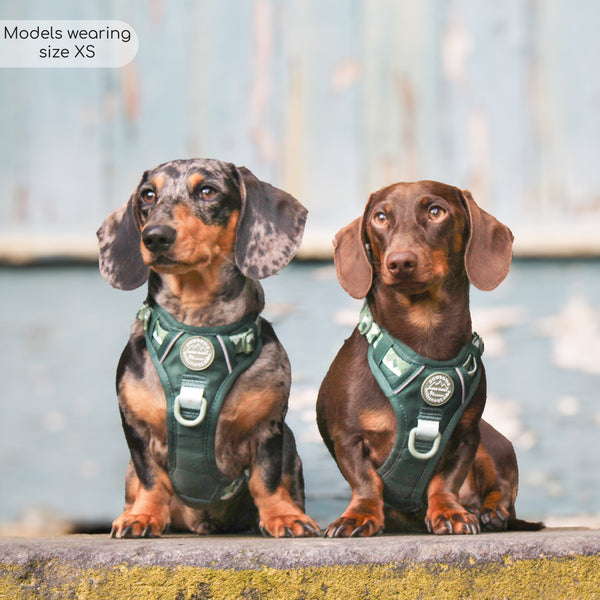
{"left": 1, "top": 1, "right": 600, "bottom": 531}
{"left": 1, "top": 0, "right": 599, "bottom": 255}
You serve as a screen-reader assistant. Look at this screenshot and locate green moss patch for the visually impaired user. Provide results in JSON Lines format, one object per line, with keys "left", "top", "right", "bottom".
{"left": 1, "top": 554, "right": 599, "bottom": 600}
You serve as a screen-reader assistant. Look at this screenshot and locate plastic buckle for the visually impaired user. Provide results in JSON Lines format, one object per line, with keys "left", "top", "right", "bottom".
{"left": 174, "top": 382, "right": 207, "bottom": 427}
{"left": 137, "top": 304, "right": 152, "bottom": 331}
{"left": 472, "top": 332, "right": 484, "bottom": 354}
{"left": 219, "top": 475, "right": 246, "bottom": 501}
{"left": 241, "top": 330, "right": 256, "bottom": 354}
{"left": 463, "top": 354, "right": 478, "bottom": 377}
{"left": 359, "top": 305, "right": 383, "bottom": 345}
{"left": 358, "top": 306, "right": 373, "bottom": 335}
{"left": 232, "top": 329, "right": 256, "bottom": 354}
{"left": 152, "top": 319, "right": 169, "bottom": 346}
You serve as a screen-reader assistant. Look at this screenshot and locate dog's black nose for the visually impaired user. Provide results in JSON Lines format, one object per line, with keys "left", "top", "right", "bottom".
{"left": 142, "top": 225, "right": 177, "bottom": 253}
{"left": 386, "top": 251, "right": 418, "bottom": 277}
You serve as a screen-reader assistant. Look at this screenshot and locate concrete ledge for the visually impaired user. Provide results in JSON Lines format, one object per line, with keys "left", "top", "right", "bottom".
{"left": 1, "top": 529, "right": 599, "bottom": 599}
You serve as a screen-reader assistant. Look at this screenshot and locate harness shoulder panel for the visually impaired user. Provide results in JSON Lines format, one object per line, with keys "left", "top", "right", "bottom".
{"left": 139, "top": 302, "right": 263, "bottom": 505}
{"left": 358, "top": 303, "right": 484, "bottom": 513}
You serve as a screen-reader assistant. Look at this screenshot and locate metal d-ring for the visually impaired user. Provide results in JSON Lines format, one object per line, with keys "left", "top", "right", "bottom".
{"left": 408, "top": 427, "right": 441, "bottom": 460}
{"left": 174, "top": 394, "right": 207, "bottom": 427}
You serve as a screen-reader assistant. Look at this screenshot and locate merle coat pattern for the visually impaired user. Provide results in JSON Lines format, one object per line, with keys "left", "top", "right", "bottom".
{"left": 98, "top": 158, "right": 319, "bottom": 538}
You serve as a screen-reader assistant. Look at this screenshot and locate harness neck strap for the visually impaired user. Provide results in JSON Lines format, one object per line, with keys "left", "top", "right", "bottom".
{"left": 359, "top": 302, "right": 484, "bottom": 512}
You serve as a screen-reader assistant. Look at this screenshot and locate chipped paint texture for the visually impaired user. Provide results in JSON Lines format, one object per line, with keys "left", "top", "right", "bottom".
{"left": 1, "top": 1, "right": 599, "bottom": 251}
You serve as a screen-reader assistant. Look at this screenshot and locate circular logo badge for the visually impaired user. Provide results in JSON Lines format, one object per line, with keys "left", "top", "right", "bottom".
{"left": 180, "top": 336, "right": 215, "bottom": 371}
{"left": 421, "top": 372, "right": 454, "bottom": 406}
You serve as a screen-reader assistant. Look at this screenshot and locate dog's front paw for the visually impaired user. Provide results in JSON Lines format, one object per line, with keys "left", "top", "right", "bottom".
{"left": 259, "top": 513, "right": 321, "bottom": 538}
{"left": 480, "top": 504, "right": 510, "bottom": 531}
{"left": 110, "top": 512, "right": 168, "bottom": 539}
{"left": 425, "top": 507, "right": 480, "bottom": 535}
{"left": 325, "top": 512, "right": 384, "bottom": 538}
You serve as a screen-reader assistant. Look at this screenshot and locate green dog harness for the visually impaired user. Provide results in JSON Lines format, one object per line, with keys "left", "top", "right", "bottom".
{"left": 138, "top": 302, "right": 263, "bottom": 505}
{"left": 358, "top": 303, "right": 484, "bottom": 513}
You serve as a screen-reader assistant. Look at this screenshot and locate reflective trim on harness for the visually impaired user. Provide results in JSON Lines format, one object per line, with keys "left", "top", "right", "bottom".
{"left": 358, "top": 303, "right": 484, "bottom": 513}
{"left": 140, "top": 301, "right": 263, "bottom": 505}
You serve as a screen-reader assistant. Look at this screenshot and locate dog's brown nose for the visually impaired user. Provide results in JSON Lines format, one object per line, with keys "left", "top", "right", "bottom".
{"left": 142, "top": 225, "right": 177, "bottom": 253}
{"left": 386, "top": 251, "right": 417, "bottom": 277}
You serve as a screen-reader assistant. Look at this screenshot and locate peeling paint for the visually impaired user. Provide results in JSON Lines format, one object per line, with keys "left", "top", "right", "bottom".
{"left": 250, "top": 0, "right": 278, "bottom": 163}
{"left": 330, "top": 60, "right": 361, "bottom": 94}
{"left": 442, "top": 18, "right": 473, "bottom": 84}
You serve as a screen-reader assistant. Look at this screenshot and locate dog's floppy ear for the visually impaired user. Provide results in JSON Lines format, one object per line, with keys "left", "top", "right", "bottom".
{"left": 461, "top": 189, "right": 514, "bottom": 291}
{"left": 333, "top": 216, "right": 373, "bottom": 299}
{"left": 234, "top": 167, "right": 308, "bottom": 279}
{"left": 97, "top": 195, "right": 149, "bottom": 290}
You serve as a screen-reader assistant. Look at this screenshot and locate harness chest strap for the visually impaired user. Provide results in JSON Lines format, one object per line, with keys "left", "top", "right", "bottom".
{"left": 138, "top": 302, "right": 262, "bottom": 505}
{"left": 358, "top": 303, "right": 484, "bottom": 513}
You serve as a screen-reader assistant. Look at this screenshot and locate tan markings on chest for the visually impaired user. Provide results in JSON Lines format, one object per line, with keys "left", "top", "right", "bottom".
{"left": 220, "top": 389, "right": 282, "bottom": 435}
{"left": 119, "top": 366, "right": 166, "bottom": 435}
{"left": 359, "top": 409, "right": 395, "bottom": 434}
{"left": 407, "top": 300, "right": 444, "bottom": 332}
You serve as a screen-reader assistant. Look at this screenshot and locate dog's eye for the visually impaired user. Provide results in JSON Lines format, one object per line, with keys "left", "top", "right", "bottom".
{"left": 141, "top": 189, "right": 156, "bottom": 203}
{"left": 199, "top": 186, "right": 217, "bottom": 200}
{"left": 373, "top": 211, "right": 387, "bottom": 226}
{"left": 428, "top": 205, "right": 447, "bottom": 221}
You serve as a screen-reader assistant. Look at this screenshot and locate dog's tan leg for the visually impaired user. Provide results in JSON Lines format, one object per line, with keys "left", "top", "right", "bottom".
{"left": 248, "top": 466, "right": 320, "bottom": 537}
{"left": 111, "top": 465, "right": 174, "bottom": 538}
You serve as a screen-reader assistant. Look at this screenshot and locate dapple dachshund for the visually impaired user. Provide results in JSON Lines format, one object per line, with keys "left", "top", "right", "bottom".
{"left": 97, "top": 158, "right": 320, "bottom": 538}
{"left": 317, "top": 180, "right": 543, "bottom": 536}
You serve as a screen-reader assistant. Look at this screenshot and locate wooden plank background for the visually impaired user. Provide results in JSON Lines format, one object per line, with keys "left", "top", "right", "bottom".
{"left": 1, "top": 0, "right": 599, "bottom": 259}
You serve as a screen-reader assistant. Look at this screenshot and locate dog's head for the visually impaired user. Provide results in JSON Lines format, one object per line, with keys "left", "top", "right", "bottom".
{"left": 97, "top": 159, "right": 307, "bottom": 290}
{"left": 333, "top": 181, "right": 514, "bottom": 299}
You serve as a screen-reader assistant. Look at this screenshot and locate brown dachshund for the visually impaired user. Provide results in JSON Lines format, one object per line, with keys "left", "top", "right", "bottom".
{"left": 97, "top": 158, "right": 320, "bottom": 538}
{"left": 317, "top": 180, "right": 542, "bottom": 536}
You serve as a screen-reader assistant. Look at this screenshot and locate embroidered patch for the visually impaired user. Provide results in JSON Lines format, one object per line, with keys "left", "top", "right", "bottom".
{"left": 180, "top": 336, "right": 215, "bottom": 371}
{"left": 421, "top": 372, "right": 454, "bottom": 406}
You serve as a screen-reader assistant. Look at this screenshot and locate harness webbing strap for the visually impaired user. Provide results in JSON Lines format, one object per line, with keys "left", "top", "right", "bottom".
{"left": 140, "top": 302, "right": 262, "bottom": 505}
{"left": 358, "top": 303, "right": 484, "bottom": 513}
